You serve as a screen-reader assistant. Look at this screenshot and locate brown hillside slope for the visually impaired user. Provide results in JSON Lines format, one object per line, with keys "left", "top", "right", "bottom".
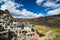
{"left": 16, "top": 14, "right": 60, "bottom": 27}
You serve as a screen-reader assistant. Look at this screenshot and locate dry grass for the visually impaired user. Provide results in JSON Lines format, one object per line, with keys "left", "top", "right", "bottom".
{"left": 34, "top": 24, "right": 60, "bottom": 36}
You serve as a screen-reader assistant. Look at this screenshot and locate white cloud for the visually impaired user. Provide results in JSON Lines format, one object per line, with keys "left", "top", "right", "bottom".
{"left": 47, "top": 7, "right": 60, "bottom": 15}
{"left": 0, "top": 0, "right": 8, "bottom": 3}
{"left": 36, "top": 0, "right": 44, "bottom": 5}
{"left": 0, "top": 0, "right": 22, "bottom": 10}
{"left": 0, "top": 0, "right": 43, "bottom": 18}
{"left": 43, "top": 0, "right": 60, "bottom": 9}
{"left": 56, "top": 0, "right": 60, "bottom": 2}
{"left": 36, "top": 0, "right": 60, "bottom": 9}
{"left": 43, "top": 0, "right": 60, "bottom": 16}
{"left": 36, "top": 0, "right": 60, "bottom": 16}
{"left": 13, "top": 9, "right": 44, "bottom": 18}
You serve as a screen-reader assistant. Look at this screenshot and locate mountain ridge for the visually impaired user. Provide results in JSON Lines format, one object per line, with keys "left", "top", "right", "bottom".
{"left": 16, "top": 14, "right": 60, "bottom": 27}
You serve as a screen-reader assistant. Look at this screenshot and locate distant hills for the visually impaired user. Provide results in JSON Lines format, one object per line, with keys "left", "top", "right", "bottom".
{"left": 16, "top": 14, "right": 60, "bottom": 27}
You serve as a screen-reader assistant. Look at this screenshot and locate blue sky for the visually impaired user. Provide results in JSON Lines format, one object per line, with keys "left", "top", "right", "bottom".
{"left": 0, "top": 0, "right": 60, "bottom": 18}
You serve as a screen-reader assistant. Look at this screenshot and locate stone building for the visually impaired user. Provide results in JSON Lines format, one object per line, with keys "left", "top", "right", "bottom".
{"left": 0, "top": 10, "right": 13, "bottom": 39}
{"left": 0, "top": 10, "right": 40, "bottom": 40}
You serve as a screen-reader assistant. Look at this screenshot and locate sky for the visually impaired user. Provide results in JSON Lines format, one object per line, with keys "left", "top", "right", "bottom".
{"left": 0, "top": 0, "right": 60, "bottom": 18}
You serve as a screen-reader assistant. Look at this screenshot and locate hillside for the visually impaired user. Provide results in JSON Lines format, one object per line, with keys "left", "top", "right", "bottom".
{"left": 16, "top": 14, "right": 60, "bottom": 27}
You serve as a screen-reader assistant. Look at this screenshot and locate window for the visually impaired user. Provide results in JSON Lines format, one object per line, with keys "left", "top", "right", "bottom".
{"left": 0, "top": 16, "right": 1, "bottom": 18}
{"left": 31, "top": 28, "right": 35, "bottom": 32}
{"left": 19, "top": 31, "right": 21, "bottom": 33}
{"left": 28, "top": 34, "right": 30, "bottom": 36}
{"left": 3, "top": 22, "right": 5, "bottom": 25}
{"left": 0, "top": 21, "right": 2, "bottom": 23}
{"left": 0, "top": 34, "right": 2, "bottom": 36}
{"left": 3, "top": 33, "right": 7, "bottom": 35}
{"left": 5, "top": 27, "right": 7, "bottom": 28}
